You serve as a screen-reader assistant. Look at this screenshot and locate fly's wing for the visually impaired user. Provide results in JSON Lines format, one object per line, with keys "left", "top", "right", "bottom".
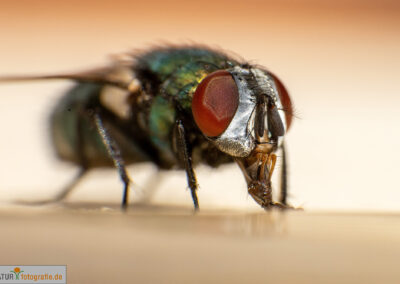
{"left": 0, "top": 65, "right": 135, "bottom": 91}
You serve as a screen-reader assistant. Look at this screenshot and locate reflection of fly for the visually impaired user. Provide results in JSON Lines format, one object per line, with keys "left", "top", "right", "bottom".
{"left": 2, "top": 45, "right": 294, "bottom": 211}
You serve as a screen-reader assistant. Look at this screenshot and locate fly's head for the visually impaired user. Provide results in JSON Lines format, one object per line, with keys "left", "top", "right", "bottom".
{"left": 191, "top": 65, "right": 293, "bottom": 210}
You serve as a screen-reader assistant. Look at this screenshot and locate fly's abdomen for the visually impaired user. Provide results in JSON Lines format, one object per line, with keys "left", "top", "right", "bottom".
{"left": 50, "top": 83, "right": 150, "bottom": 168}
{"left": 50, "top": 83, "right": 110, "bottom": 167}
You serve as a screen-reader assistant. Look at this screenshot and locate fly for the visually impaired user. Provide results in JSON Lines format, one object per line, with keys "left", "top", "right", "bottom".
{"left": 1, "top": 45, "right": 294, "bottom": 211}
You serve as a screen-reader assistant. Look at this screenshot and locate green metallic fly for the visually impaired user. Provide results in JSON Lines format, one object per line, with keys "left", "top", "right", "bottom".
{"left": 2, "top": 45, "right": 294, "bottom": 211}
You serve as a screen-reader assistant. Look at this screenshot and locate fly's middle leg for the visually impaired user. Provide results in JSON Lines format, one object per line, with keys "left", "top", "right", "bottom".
{"left": 92, "top": 108, "right": 132, "bottom": 210}
{"left": 175, "top": 119, "right": 200, "bottom": 211}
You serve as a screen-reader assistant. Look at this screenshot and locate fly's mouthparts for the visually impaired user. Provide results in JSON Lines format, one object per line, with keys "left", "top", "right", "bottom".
{"left": 256, "top": 153, "right": 276, "bottom": 182}
{"left": 256, "top": 141, "right": 275, "bottom": 145}
{"left": 267, "top": 153, "right": 277, "bottom": 180}
{"left": 255, "top": 128, "right": 268, "bottom": 143}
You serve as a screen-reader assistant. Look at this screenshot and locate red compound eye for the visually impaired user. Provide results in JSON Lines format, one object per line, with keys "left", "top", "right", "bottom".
{"left": 192, "top": 70, "right": 239, "bottom": 137}
{"left": 270, "top": 73, "right": 293, "bottom": 131}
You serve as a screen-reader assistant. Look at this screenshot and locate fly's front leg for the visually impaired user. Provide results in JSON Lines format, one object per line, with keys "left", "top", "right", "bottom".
{"left": 276, "top": 143, "right": 300, "bottom": 210}
{"left": 92, "top": 109, "right": 131, "bottom": 210}
{"left": 279, "top": 143, "right": 288, "bottom": 205}
{"left": 175, "top": 119, "right": 200, "bottom": 211}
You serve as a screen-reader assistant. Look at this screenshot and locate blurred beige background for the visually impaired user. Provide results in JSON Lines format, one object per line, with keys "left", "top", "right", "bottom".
{"left": 0, "top": 0, "right": 399, "bottom": 211}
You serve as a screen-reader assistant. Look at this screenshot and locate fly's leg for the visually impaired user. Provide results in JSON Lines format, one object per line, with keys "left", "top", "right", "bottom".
{"left": 275, "top": 143, "right": 301, "bottom": 210}
{"left": 16, "top": 112, "right": 90, "bottom": 205}
{"left": 176, "top": 120, "right": 200, "bottom": 211}
{"left": 16, "top": 168, "right": 88, "bottom": 205}
{"left": 92, "top": 109, "right": 131, "bottom": 210}
{"left": 52, "top": 167, "right": 88, "bottom": 202}
{"left": 52, "top": 111, "right": 90, "bottom": 202}
{"left": 279, "top": 143, "right": 288, "bottom": 205}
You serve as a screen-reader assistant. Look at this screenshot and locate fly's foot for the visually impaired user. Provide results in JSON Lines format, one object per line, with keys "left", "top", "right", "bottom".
{"left": 262, "top": 202, "right": 302, "bottom": 211}
{"left": 14, "top": 198, "right": 62, "bottom": 206}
